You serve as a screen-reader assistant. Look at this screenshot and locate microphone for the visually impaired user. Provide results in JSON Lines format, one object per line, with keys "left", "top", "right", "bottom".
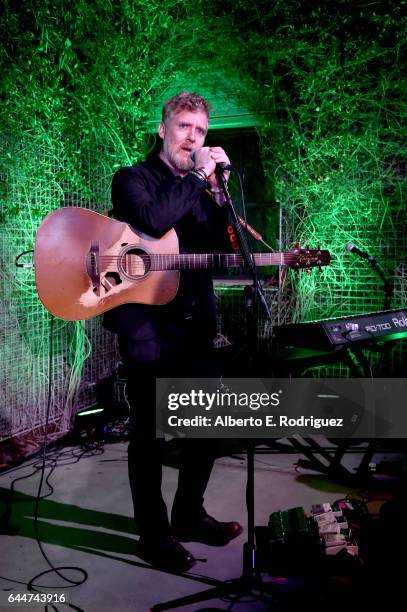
{"left": 190, "top": 150, "right": 234, "bottom": 172}
{"left": 345, "top": 242, "right": 376, "bottom": 263}
{"left": 216, "top": 162, "right": 234, "bottom": 172}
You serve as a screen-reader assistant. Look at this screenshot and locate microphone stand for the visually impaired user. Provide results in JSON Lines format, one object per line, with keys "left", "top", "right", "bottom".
{"left": 364, "top": 257, "right": 394, "bottom": 377}
{"left": 348, "top": 245, "right": 393, "bottom": 310}
{"left": 218, "top": 169, "right": 272, "bottom": 324}
{"left": 365, "top": 256, "right": 393, "bottom": 310}
{"left": 217, "top": 167, "right": 272, "bottom": 585}
{"left": 152, "top": 170, "right": 276, "bottom": 611}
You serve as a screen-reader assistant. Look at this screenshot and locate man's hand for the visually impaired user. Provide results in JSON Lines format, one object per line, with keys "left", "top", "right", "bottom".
{"left": 193, "top": 147, "right": 216, "bottom": 178}
{"left": 206, "top": 147, "right": 230, "bottom": 208}
{"left": 194, "top": 146, "right": 231, "bottom": 188}
{"left": 207, "top": 146, "right": 231, "bottom": 170}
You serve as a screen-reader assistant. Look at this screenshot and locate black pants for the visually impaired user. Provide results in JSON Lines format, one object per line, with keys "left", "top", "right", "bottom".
{"left": 119, "top": 322, "right": 220, "bottom": 540}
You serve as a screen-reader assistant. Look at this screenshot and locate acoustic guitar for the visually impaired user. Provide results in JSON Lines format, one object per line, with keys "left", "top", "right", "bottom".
{"left": 34, "top": 207, "right": 331, "bottom": 321}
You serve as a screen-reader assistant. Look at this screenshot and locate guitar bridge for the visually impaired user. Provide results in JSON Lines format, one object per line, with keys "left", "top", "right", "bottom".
{"left": 86, "top": 241, "right": 100, "bottom": 290}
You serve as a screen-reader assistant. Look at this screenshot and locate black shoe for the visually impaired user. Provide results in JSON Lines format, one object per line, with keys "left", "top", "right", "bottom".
{"left": 138, "top": 535, "right": 196, "bottom": 573}
{"left": 172, "top": 514, "right": 243, "bottom": 546}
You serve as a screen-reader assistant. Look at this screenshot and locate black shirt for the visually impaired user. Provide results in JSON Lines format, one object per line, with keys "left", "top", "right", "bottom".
{"left": 103, "top": 154, "right": 229, "bottom": 343}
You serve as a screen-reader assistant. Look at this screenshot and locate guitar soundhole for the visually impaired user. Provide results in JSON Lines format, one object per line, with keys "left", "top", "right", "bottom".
{"left": 119, "top": 247, "right": 151, "bottom": 280}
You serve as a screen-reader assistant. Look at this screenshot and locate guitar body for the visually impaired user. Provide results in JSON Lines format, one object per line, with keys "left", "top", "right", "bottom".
{"left": 35, "top": 207, "right": 179, "bottom": 320}
{"left": 35, "top": 207, "right": 330, "bottom": 321}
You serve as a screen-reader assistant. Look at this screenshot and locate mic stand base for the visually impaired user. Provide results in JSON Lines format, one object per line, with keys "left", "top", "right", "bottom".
{"left": 151, "top": 443, "right": 278, "bottom": 611}
{"left": 152, "top": 550, "right": 278, "bottom": 610}
{"left": 151, "top": 574, "right": 278, "bottom": 611}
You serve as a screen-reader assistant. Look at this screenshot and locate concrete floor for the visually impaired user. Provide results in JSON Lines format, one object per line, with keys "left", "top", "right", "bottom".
{"left": 0, "top": 437, "right": 405, "bottom": 612}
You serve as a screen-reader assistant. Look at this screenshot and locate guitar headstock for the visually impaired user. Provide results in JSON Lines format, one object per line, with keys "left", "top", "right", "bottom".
{"left": 288, "top": 244, "right": 331, "bottom": 270}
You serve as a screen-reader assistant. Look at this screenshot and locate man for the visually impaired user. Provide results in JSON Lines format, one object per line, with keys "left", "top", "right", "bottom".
{"left": 104, "top": 92, "right": 243, "bottom": 572}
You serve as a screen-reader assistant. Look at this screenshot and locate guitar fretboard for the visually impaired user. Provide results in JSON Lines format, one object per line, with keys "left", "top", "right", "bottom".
{"left": 146, "top": 252, "right": 310, "bottom": 270}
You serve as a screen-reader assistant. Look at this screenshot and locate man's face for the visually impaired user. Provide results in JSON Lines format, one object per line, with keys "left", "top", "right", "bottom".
{"left": 158, "top": 109, "right": 208, "bottom": 174}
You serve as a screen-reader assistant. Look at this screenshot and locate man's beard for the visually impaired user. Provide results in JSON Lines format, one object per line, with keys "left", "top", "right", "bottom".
{"left": 162, "top": 141, "right": 194, "bottom": 173}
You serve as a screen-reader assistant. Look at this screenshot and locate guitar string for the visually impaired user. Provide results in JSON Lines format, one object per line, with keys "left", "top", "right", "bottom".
{"left": 96, "top": 255, "right": 323, "bottom": 263}
{"left": 95, "top": 256, "right": 320, "bottom": 265}
{"left": 93, "top": 253, "right": 325, "bottom": 275}
{"left": 96, "top": 255, "right": 323, "bottom": 261}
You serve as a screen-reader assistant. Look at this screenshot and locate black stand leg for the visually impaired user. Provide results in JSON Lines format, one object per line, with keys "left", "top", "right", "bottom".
{"left": 151, "top": 443, "right": 278, "bottom": 611}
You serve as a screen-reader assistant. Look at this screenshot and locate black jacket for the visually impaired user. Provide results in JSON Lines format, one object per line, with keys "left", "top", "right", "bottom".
{"left": 103, "top": 154, "right": 229, "bottom": 342}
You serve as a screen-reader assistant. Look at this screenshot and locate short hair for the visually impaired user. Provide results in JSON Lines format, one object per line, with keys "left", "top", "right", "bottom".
{"left": 161, "top": 91, "right": 211, "bottom": 124}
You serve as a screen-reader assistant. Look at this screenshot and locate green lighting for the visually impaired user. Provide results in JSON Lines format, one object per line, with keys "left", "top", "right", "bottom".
{"left": 383, "top": 332, "right": 407, "bottom": 342}
{"left": 215, "top": 286, "right": 245, "bottom": 292}
{"left": 77, "top": 408, "right": 105, "bottom": 417}
{"left": 1, "top": 0, "right": 405, "bottom": 444}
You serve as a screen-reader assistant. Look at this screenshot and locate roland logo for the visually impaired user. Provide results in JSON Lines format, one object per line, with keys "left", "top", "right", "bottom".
{"left": 392, "top": 316, "right": 407, "bottom": 327}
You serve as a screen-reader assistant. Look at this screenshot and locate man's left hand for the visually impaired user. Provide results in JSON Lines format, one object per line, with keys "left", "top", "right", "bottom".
{"left": 207, "top": 147, "right": 231, "bottom": 190}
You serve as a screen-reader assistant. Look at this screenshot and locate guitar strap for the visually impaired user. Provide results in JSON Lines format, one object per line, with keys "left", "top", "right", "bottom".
{"left": 236, "top": 215, "right": 275, "bottom": 253}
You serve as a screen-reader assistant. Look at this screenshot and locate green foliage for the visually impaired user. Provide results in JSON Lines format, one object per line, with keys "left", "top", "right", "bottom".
{"left": 1, "top": 0, "right": 406, "bottom": 323}
{"left": 1, "top": 0, "right": 249, "bottom": 196}
{"left": 0, "top": 0, "right": 405, "bottom": 433}
{"left": 228, "top": 0, "right": 407, "bottom": 320}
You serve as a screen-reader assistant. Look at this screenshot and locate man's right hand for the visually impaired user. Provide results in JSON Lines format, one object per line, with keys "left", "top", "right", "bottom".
{"left": 193, "top": 147, "right": 216, "bottom": 177}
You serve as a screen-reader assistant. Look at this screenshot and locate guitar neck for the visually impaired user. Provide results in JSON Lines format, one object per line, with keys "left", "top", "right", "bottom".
{"left": 150, "top": 252, "right": 300, "bottom": 271}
